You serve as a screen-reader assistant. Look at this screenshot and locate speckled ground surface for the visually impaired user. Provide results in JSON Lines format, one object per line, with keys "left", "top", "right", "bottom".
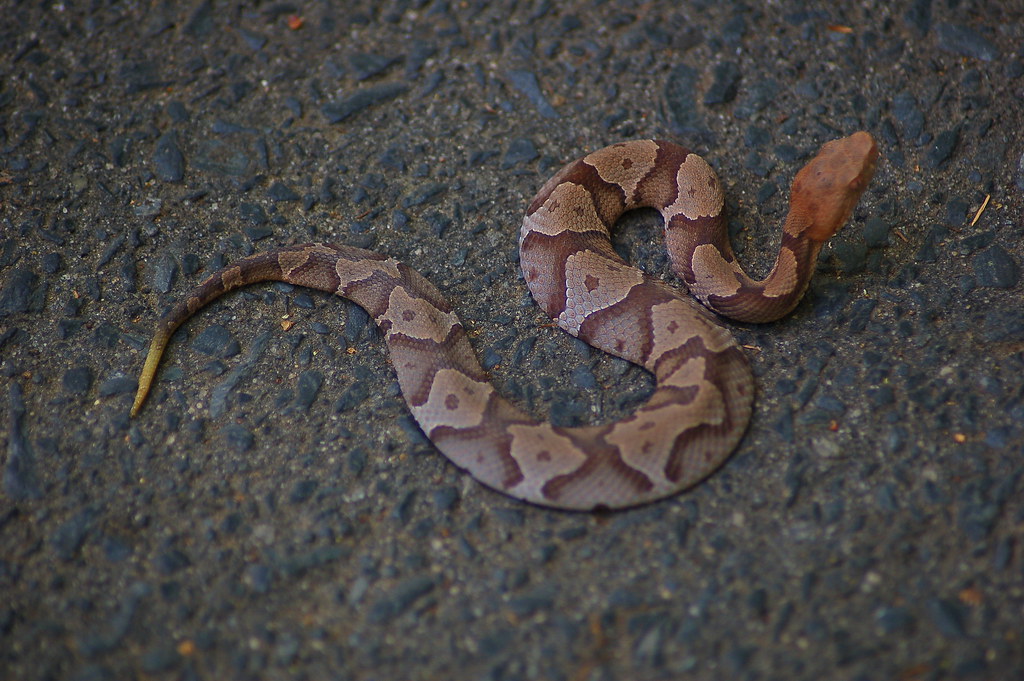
{"left": 2, "top": 1, "right": 1023, "bottom": 680}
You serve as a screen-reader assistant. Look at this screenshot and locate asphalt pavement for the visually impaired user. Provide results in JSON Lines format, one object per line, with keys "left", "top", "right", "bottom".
{"left": 2, "top": 1, "right": 1023, "bottom": 679}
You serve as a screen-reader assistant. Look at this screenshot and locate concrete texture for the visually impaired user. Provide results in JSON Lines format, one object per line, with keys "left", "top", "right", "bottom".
{"left": 2, "top": 1, "right": 1023, "bottom": 679}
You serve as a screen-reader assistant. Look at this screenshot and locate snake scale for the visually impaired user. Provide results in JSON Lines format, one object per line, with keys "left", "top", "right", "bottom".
{"left": 132, "top": 132, "right": 878, "bottom": 510}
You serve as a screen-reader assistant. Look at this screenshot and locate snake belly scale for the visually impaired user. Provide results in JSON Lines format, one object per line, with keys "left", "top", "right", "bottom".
{"left": 132, "top": 132, "right": 877, "bottom": 510}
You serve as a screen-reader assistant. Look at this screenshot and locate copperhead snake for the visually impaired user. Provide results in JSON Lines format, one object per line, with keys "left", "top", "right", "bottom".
{"left": 132, "top": 132, "right": 878, "bottom": 510}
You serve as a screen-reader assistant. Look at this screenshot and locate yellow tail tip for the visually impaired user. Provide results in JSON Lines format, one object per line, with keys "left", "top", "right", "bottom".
{"left": 131, "top": 381, "right": 150, "bottom": 417}
{"left": 132, "top": 333, "right": 169, "bottom": 418}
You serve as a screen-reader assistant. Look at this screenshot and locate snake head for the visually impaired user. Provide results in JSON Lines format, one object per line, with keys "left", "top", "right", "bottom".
{"left": 791, "top": 131, "right": 878, "bottom": 242}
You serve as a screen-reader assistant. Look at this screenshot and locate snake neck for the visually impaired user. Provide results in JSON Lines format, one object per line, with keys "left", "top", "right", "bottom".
{"left": 726, "top": 210, "right": 827, "bottom": 323}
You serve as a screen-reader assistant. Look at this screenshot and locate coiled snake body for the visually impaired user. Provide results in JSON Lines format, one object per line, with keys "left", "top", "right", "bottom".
{"left": 133, "top": 132, "right": 877, "bottom": 510}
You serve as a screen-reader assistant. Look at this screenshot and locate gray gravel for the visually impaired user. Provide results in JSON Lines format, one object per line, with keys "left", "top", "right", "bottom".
{"left": 2, "top": 1, "right": 1023, "bottom": 679}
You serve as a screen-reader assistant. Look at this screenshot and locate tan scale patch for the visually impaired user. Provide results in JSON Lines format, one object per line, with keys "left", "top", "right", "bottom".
{"left": 783, "top": 213, "right": 811, "bottom": 238}
{"left": 762, "top": 246, "right": 799, "bottom": 298}
{"left": 646, "top": 300, "right": 695, "bottom": 364}
{"left": 605, "top": 387, "right": 725, "bottom": 486}
{"left": 647, "top": 300, "right": 735, "bottom": 364}
{"left": 689, "top": 243, "right": 742, "bottom": 299}
{"left": 278, "top": 249, "right": 312, "bottom": 278}
{"left": 556, "top": 250, "right": 644, "bottom": 336}
{"left": 521, "top": 182, "right": 607, "bottom": 237}
{"left": 584, "top": 140, "right": 659, "bottom": 205}
{"left": 664, "top": 154, "right": 724, "bottom": 221}
{"left": 222, "top": 266, "right": 243, "bottom": 289}
{"left": 659, "top": 355, "right": 706, "bottom": 391}
{"left": 505, "top": 424, "right": 588, "bottom": 499}
{"left": 377, "top": 285, "right": 458, "bottom": 343}
{"left": 335, "top": 256, "right": 401, "bottom": 289}
{"left": 410, "top": 368, "right": 494, "bottom": 432}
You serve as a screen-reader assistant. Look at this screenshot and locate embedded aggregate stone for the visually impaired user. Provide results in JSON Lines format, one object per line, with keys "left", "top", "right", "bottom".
{"left": 704, "top": 61, "right": 741, "bottom": 106}
{"left": 662, "top": 63, "right": 701, "bottom": 132}
{"left": 349, "top": 52, "right": 397, "bottom": 81}
{"left": 862, "top": 216, "right": 890, "bottom": 247}
{"left": 935, "top": 23, "right": 999, "bottom": 61}
{"left": 98, "top": 376, "right": 137, "bottom": 397}
{"left": 243, "top": 226, "right": 273, "bottom": 241}
{"left": 5, "top": 383, "right": 42, "bottom": 501}
{"left": 927, "top": 127, "right": 959, "bottom": 168}
{"left": 971, "top": 245, "right": 1019, "bottom": 288}
{"left": 501, "top": 137, "right": 538, "bottom": 168}
{"left": 239, "top": 202, "right": 267, "bottom": 224}
{"left": 982, "top": 309, "right": 1024, "bottom": 343}
{"left": 97, "top": 236, "right": 126, "bottom": 268}
{"left": 903, "top": 0, "right": 932, "bottom": 33}
{"left": 571, "top": 365, "right": 597, "bottom": 389}
{"left": 191, "top": 324, "right": 240, "bottom": 358}
{"left": 506, "top": 70, "right": 559, "bottom": 119}
{"left": 891, "top": 92, "right": 924, "bottom": 140}
{"left": 322, "top": 82, "right": 408, "bottom": 123}
{"left": 62, "top": 366, "right": 93, "bottom": 394}
{"left": 289, "top": 479, "right": 318, "bottom": 504}
{"left": 367, "top": 575, "right": 436, "bottom": 624}
{"left": 0, "top": 269, "right": 44, "bottom": 317}
{"left": 41, "top": 252, "right": 62, "bottom": 274}
{"left": 734, "top": 78, "right": 779, "bottom": 119}
{"left": 295, "top": 370, "right": 323, "bottom": 410}
{"left": 243, "top": 563, "right": 272, "bottom": 593}
{"left": 927, "top": 598, "right": 968, "bottom": 638}
{"left": 826, "top": 238, "right": 867, "bottom": 273}
{"left": 432, "top": 486, "right": 459, "bottom": 510}
{"left": 221, "top": 424, "right": 254, "bottom": 452}
{"left": 152, "top": 132, "right": 184, "bottom": 182}
{"left": 507, "top": 583, "right": 557, "bottom": 617}
{"left": 402, "top": 182, "right": 446, "bottom": 208}
{"left": 150, "top": 253, "right": 178, "bottom": 294}
{"left": 192, "top": 139, "right": 251, "bottom": 176}
{"left": 267, "top": 181, "right": 300, "bottom": 202}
